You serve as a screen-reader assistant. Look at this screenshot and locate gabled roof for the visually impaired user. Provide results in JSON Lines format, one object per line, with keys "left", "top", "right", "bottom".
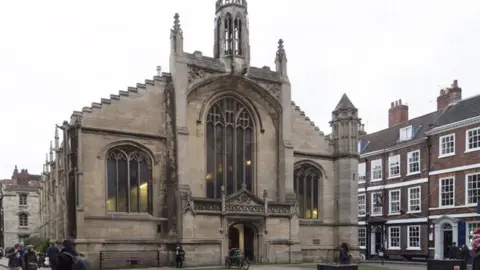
{"left": 360, "top": 94, "right": 480, "bottom": 155}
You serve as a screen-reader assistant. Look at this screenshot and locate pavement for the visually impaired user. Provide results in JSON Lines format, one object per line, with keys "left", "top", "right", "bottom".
{"left": 0, "top": 257, "right": 428, "bottom": 270}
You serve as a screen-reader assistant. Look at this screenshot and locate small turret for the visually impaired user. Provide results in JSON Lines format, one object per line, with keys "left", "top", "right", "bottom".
{"left": 170, "top": 13, "right": 183, "bottom": 53}
{"left": 275, "top": 39, "right": 287, "bottom": 76}
{"left": 330, "top": 94, "right": 361, "bottom": 155}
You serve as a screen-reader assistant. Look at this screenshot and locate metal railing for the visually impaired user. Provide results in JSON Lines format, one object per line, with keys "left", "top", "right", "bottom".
{"left": 99, "top": 250, "right": 160, "bottom": 270}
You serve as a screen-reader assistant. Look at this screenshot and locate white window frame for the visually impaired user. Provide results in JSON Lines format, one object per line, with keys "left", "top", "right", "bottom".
{"left": 388, "top": 189, "right": 401, "bottom": 215}
{"left": 358, "top": 227, "right": 367, "bottom": 248}
{"left": 388, "top": 155, "right": 401, "bottom": 178}
{"left": 371, "top": 159, "right": 383, "bottom": 181}
{"left": 407, "top": 225, "right": 421, "bottom": 250}
{"left": 388, "top": 226, "right": 401, "bottom": 249}
{"left": 467, "top": 222, "right": 480, "bottom": 248}
{"left": 439, "top": 133, "right": 455, "bottom": 158}
{"left": 439, "top": 177, "right": 455, "bottom": 208}
{"left": 358, "top": 194, "right": 366, "bottom": 216}
{"left": 466, "top": 127, "right": 480, "bottom": 153}
{"left": 358, "top": 163, "right": 366, "bottom": 183}
{"left": 465, "top": 173, "right": 480, "bottom": 206}
{"left": 399, "top": 125, "right": 413, "bottom": 141}
{"left": 371, "top": 192, "right": 383, "bottom": 216}
{"left": 407, "top": 150, "right": 420, "bottom": 175}
{"left": 407, "top": 186, "right": 421, "bottom": 213}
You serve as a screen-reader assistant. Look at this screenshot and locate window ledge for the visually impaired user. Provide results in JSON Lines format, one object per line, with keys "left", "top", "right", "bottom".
{"left": 388, "top": 176, "right": 401, "bottom": 180}
{"left": 407, "top": 210, "right": 421, "bottom": 214}
{"left": 439, "top": 153, "right": 455, "bottom": 159}
{"left": 388, "top": 212, "right": 401, "bottom": 216}
{"left": 359, "top": 246, "right": 366, "bottom": 249}
{"left": 436, "top": 205, "right": 457, "bottom": 209}
{"left": 388, "top": 247, "right": 401, "bottom": 250}
{"left": 370, "top": 179, "right": 383, "bottom": 182}
{"left": 358, "top": 181, "right": 366, "bottom": 184}
{"left": 406, "top": 247, "right": 421, "bottom": 250}
{"left": 371, "top": 214, "right": 383, "bottom": 217}
{"left": 406, "top": 172, "right": 421, "bottom": 176}
{"left": 465, "top": 203, "right": 477, "bottom": 207}
{"left": 465, "top": 148, "right": 480, "bottom": 154}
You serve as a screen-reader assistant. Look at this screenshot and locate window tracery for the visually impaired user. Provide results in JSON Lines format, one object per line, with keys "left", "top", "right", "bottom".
{"left": 206, "top": 97, "right": 254, "bottom": 198}
{"left": 294, "top": 163, "right": 321, "bottom": 219}
{"left": 106, "top": 146, "right": 152, "bottom": 214}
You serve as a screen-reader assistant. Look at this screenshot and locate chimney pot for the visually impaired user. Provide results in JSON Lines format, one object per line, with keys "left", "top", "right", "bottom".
{"left": 388, "top": 99, "right": 409, "bottom": 127}
{"left": 156, "top": 66, "right": 162, "bottom": 76}
{"left": 452, "top": 79, "right": 458, "bottom": 88}
{"left": 399, "top": 99, "right": 402, "bottom": 105}
{"left": 390, "top": 102, "right": 394, "bottom": 108}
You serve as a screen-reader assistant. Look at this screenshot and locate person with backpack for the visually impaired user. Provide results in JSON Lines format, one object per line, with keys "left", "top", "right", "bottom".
{"left": 46, "top": 241, "right": 59, "bottom": 270}
{"left": 56, "top": 239, "right": 86, "bottom": 270}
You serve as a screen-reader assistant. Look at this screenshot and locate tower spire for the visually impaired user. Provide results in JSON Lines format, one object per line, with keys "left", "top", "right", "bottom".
{"left": 275, "top": 39, "right": 287, "bottom": 76}
{"left": 170, "top": 13, "right": 183, "bottom": 53}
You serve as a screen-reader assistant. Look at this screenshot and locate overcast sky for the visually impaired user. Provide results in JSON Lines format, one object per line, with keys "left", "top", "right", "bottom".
{"left": 0, "top": 0, "right": 479, "bottom": 178}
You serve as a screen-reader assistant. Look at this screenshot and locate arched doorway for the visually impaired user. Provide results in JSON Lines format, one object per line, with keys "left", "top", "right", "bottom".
{"left": 442, "top": 223, "right": 453, "bottom": 258}
{"left": 228, "top": 222, "right": 257, "bottom": 262}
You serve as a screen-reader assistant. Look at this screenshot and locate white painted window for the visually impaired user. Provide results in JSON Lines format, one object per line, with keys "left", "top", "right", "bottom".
{"left": 358, "top": 227, "right": 366, "bottom": 248}
{"left": 468, "top": 222, "right": 480, "bottom": 248}
{"left": 358, "top": 163, "right": 366, "bottom": 183}
{"left": 407, "top": 150, "right": 420, "bottom": 175}
{"left": 439, "top": 134, "right": 455, "bottom": 157}
{"left": 466, "top": 127, "right": 480, "bottom": 152}
{"left": 466, "top": 173, "right": 480, "bottom": 205}
{"left": 388, "top": 155, "right": 400, "bottom": 178}
{"left": 389, "top": 189, "right": 401, "bottom": 214}
{"left": 439, "top": 177, "right": 455, "bottom": 207}
{"left": 388, "top": 226, "right": 401, "bottom": 249}
{"left": 371, "top": 159, "right": 383, "bottom": 181}
{"left": 399, "top": 125, "right": 413, "bottom": 141}
{"left": 19, "top": 214, "right": 28, "bottom": 227}
{"left": 407, "top": 226, "right": 421, "bottom": 249}
{"left": 19, "top": 194, "right": 27, "bottom": 206}
{"left": 408, "top": 186, "right": 421, "bottom": 213}
{"left": 358, "top": 194, "right": 366, "bottom": 216}
{"left": 371, "top": 192, "right": 383, "bottom": 215}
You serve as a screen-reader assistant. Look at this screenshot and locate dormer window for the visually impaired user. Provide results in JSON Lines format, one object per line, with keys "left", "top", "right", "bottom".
{"left": 358, "top": 139, "right": 369, "bottom": 153}
{"left": 399, "top": 125, "right": 413, "bottom": 141}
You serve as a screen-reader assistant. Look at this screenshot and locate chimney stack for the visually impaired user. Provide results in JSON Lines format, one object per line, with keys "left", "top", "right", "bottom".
{"left": 359, "top": 124, "right": 367, "bottom": 136}
{"left": 156, "top": 66, "right": 162, "bottom": 76}
{"left": 437, "top": 79, "right": 462, "bottom": 110}
{"left": 388, "top": 99, "right": 409, "bottom": 127}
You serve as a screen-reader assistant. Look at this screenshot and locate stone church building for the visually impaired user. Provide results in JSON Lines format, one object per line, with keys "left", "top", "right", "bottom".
{"left": 39, "top": 0, "right": 361, "bottom": 266}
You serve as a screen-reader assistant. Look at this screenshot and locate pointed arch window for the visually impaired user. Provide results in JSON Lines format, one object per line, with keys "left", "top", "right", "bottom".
{"left": 234, "top": 15, "right": 242, "bottom": 55}
{"left": 215, "top": 17, "right": 221, "bottom": 58}
{"left": 206, "top": 97, "right": 254, "bottom": 198}
{"left": 224, "top": 13, "right": 233, "bottom": 55}
{"left": 106, "top": 146, "right": 152, "bottom": 214}
{"left": 294, "top": 163, "right": 321, "bottom": 219}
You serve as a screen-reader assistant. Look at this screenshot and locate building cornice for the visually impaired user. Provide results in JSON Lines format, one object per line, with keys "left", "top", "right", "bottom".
{"left": 359, "top": 137, "right": 426, "bottom": 159}
{"left": 426, "top": 115, "right": 480, "bottom": 135}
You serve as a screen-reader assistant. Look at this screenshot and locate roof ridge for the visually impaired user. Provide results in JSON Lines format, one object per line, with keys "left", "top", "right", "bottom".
{"left": 290, "top": 101, "right": 324, "bottom": 136}
{"left": 72, "top": 73, "right": 172, "bottom": 119}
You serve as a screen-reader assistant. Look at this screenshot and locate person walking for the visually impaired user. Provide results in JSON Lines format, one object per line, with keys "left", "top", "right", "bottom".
{"left": 56, "top": 239, "right": 85, "bottom": 270}
{"left": 339, "top": 243, "right": 350, "bottom": 264}
{"left": 46, "top": 241, "right": 59, "bottom": 270}
{"left": 23, "top": 245, "right": 38, "bottom": 270}
{"left": 5, "top": 244, "right": 23, "bottom": 270}
{"left": 175, "top": 243, "right": 185, "bottom": 268}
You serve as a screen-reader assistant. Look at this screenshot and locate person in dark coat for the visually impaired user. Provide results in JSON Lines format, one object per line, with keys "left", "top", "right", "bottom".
{"left": 46, "top": 241, "right": 59, "bottom": 270}
{"left": 175, "top": 243, "right": 185, "bottom": 268}
{"left": 339, "top": 243, "right": 350, "bottom": 264}
{"left": 5, "top": 244, "right": 23, "bottom": 270}
{"left": 56, "top": 239, "right": 79, "bottom": 270}
{"left": 449, "top": 242, "right": 461, "bottom": 259}
{"left": 461, "top": 244, "right": 470, "bottom": 270}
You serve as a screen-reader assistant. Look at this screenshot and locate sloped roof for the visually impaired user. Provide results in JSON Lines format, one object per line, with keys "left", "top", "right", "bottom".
{"left": 335, "top": 93, "right": 356, "bottom": 111}
{"left": 359, "top": 94, "right": 480, "bottom": 154}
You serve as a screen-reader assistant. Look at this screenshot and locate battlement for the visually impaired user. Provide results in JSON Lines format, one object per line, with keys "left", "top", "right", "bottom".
{"left": 216, "top": 0, "right": 247, "bottom": 12}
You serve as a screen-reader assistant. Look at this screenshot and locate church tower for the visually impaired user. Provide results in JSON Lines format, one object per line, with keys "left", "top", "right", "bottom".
{"left": 213, "top": 0, "right": 250, "bottom": 71}
{"left": 331, "top": 94, "right": 361, "bottom": 246}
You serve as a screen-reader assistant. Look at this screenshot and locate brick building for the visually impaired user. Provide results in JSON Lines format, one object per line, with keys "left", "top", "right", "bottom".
{"left": 358, "top": 80, "right": 480, "bottom": 260}
{"left": 426, "top": 81, "right": 480, "bottom": 259}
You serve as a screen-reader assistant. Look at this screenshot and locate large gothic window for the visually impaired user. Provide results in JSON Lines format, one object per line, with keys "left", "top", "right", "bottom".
{"left": 206, "top": 97, "right": 254, "bottom": 198}
{"left": 294, "top": 163, "right": 320, "bottom": 219}
{"left": 106, "top": 146, "right": 152, "bottom": 214}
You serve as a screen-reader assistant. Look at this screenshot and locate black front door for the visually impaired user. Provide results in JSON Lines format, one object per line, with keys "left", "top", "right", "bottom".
{"left": 375, "top": 231, "right": 382, "bottom": 253}
{"left": 443, "top": 231, "right": 453, "bottom": 258}
{"left": 229, "top": 227, "right": 240, "bottom": 249}
{"left": 244, "top": 225, "right": 255, "bottom": 261}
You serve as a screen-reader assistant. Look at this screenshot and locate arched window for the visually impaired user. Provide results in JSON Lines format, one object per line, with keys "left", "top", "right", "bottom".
{"left": 106, "top": 146, "right": 152, "bottom": 214}
{"left": 294, "top": 163, "right": 321, "bottom": 219}
{"left": 19, "top": 213, "right": 28, "bottom": 227}
{"left": 224, "top": 13, "right": 233, "bottom": 55}
{"left": 206, "top": 97, "right": 254, "bottom": 198}
{"left": 234, "top": 15, "right": 242, "bottom": 55}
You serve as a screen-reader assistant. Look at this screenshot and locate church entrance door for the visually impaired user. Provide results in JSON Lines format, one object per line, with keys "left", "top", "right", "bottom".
{"left": 228, "top": 222, "right": 257, "bottom": 262}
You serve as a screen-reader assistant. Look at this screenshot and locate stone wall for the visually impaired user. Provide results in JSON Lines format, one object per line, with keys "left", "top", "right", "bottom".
{"left": 3, "top": 191, "right": 40, "bottom": 248}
